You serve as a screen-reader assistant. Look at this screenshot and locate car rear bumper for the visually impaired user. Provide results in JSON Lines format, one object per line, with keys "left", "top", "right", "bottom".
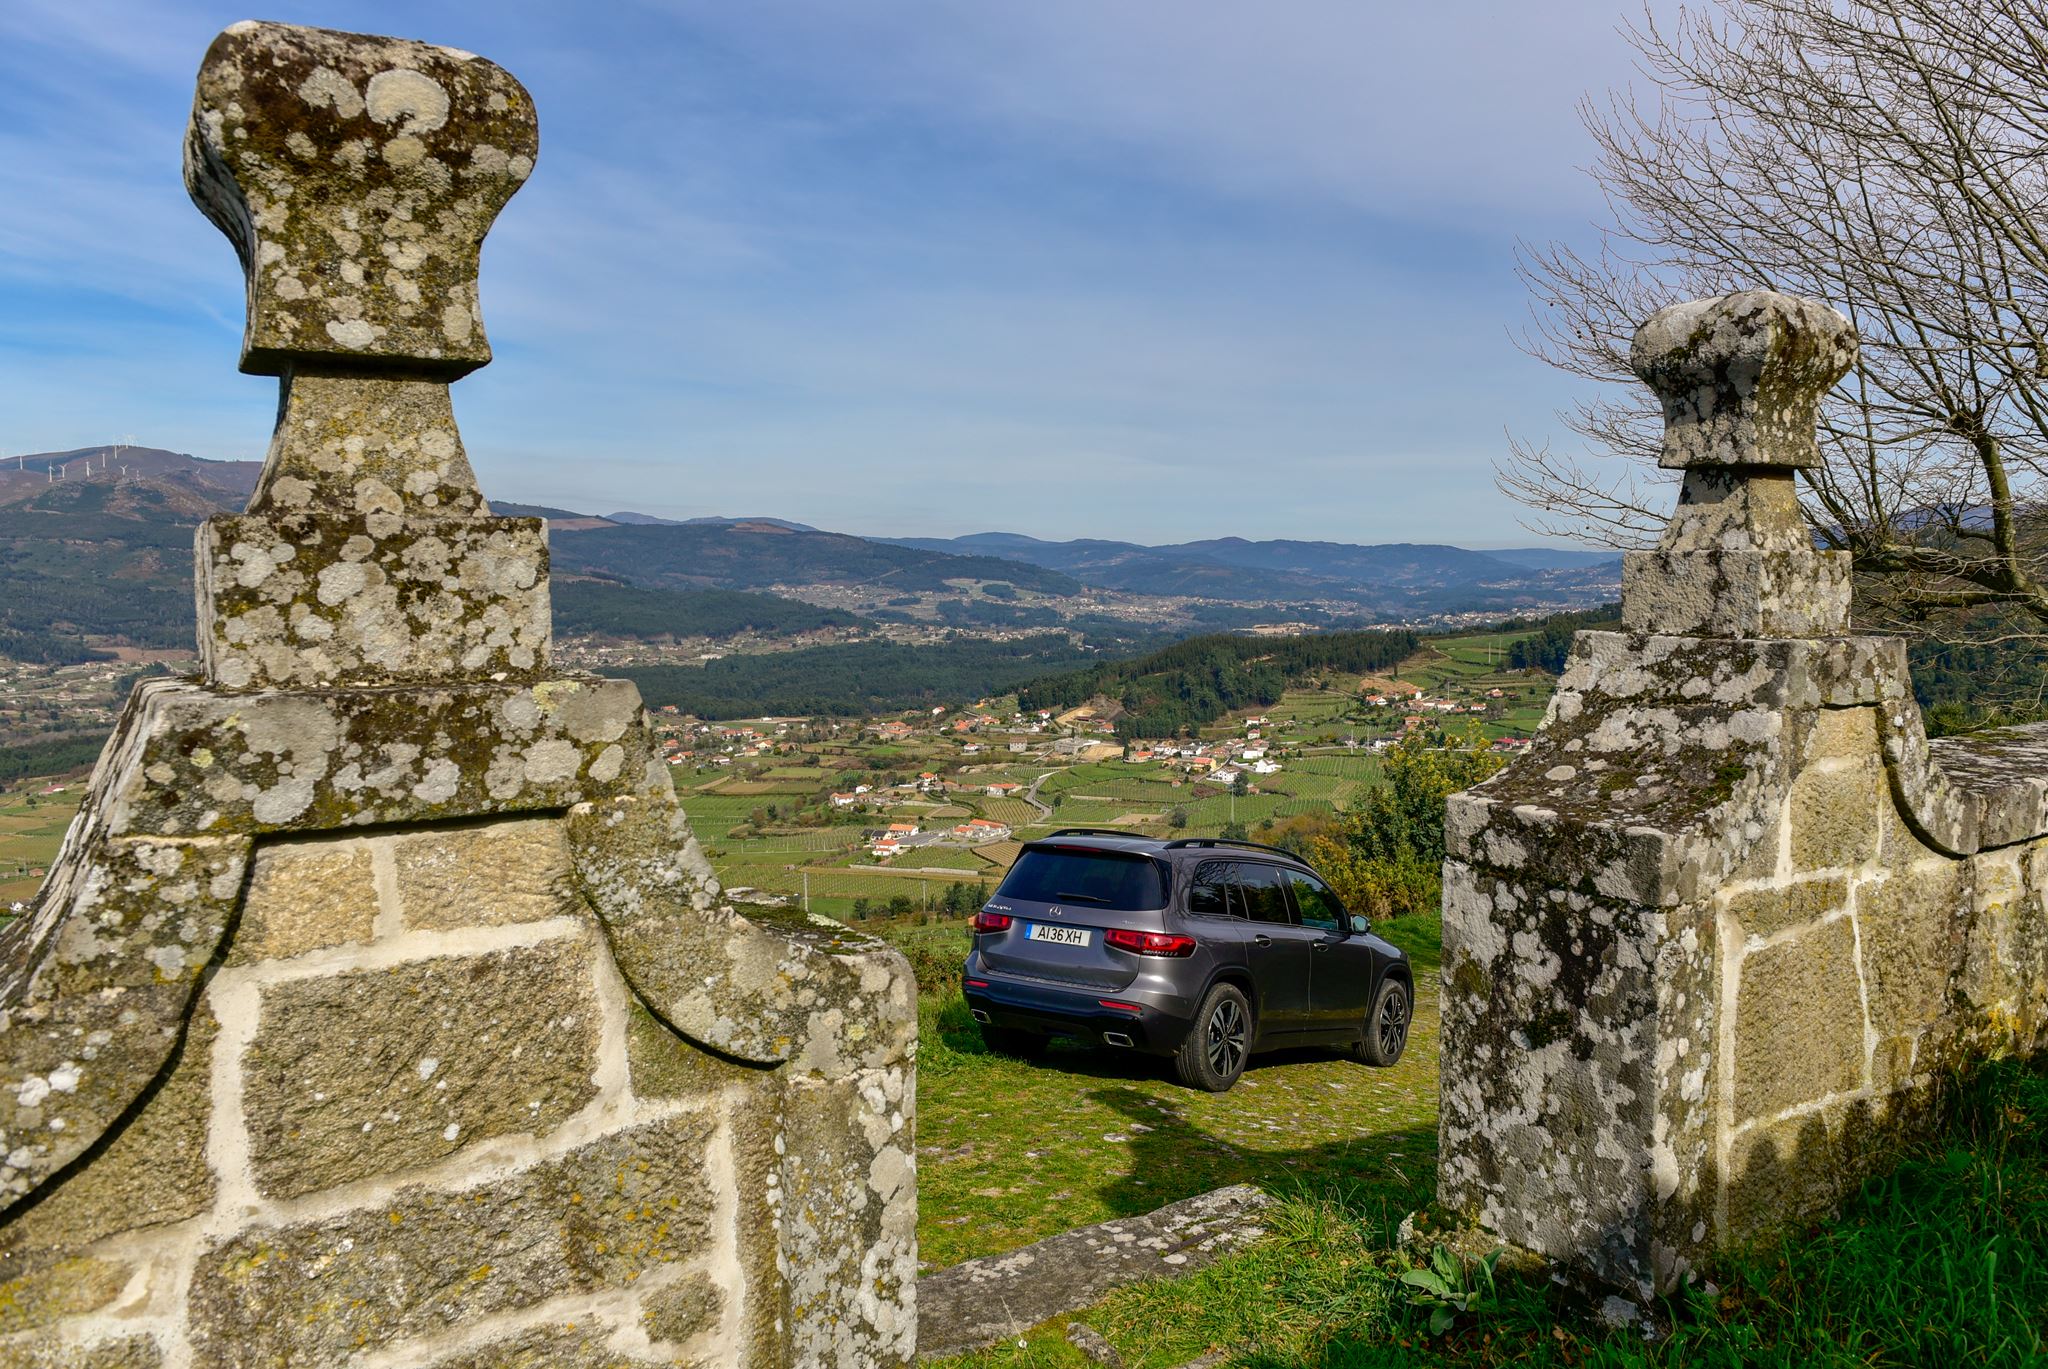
{"left": 961, "top": 971, "right": 1194, "bottom": 1054}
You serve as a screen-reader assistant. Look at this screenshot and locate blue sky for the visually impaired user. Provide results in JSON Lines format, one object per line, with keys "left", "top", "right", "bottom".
{"left": 0, "top": 1, "right": 1648, "bottom": 545}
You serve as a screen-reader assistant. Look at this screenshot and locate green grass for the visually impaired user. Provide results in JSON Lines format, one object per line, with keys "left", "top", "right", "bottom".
{"left": 923, "top": 1047, "right": 2048, "bottom": 1368}
{"left": 899, "top": 912, "right": 1444, "bottom": 1275}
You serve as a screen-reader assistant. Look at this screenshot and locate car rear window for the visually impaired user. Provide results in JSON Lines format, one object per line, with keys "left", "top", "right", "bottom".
{"left": 998, "top": 848, "right": 1166, "bottom": 911}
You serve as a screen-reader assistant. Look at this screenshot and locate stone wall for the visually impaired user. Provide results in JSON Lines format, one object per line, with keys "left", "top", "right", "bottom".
{"left": 0, "top": 22, "right": 916, "bottom": 1367}
{"left": 1437, "top": 290, "right": 2048, "bottom": 1301}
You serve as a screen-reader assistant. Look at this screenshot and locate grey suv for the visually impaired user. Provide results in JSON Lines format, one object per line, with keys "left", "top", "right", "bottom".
{"left": 960, "top": 831, "right": 1412, "bottom": 1091}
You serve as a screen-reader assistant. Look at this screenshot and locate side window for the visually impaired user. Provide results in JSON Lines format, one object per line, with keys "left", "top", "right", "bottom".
{"left": 1186, "top": 862, "right": 1234, "bottom": 918}
{"left": 1288, "top": 870, "right": 1343, "bottom": 933}
{"left": 1233, "top": 863, "right": 1291, "bottom": 925}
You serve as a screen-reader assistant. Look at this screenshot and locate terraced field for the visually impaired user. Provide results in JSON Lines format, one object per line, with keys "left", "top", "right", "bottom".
{"left": 0, "top": 786, "right": 82, "bottom": 907}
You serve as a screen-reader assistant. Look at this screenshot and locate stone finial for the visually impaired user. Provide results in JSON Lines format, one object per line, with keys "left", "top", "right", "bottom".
{"left": 1631, "top": 290, "right": 1856, "bottom": 471}
{"left": 183, "top": 21, "right": 550, "bottom": 689}
{"left": 185, "top": 21, "right": 538, "bottom": 379}
{"left": 1622, "top": 290, "right": 1857, "bottom": 638}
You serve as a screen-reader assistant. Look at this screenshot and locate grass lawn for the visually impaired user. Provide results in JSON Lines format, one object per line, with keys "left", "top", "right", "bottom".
{"left": 902, "top": 913, "right": 1444, "bottom": 1274}
{"left": 918, "top": 966, "right": 2048, "bottom": 1368}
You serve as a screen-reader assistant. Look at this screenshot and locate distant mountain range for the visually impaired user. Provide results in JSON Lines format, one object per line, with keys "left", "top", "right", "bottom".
{"left": 0, "top": 446, "right": 1619, "bottom": 665}
{"left": 873, "top": 531, "right": 1618, "bottom": 609}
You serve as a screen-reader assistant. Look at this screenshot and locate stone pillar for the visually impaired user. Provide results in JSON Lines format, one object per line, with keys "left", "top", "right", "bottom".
{"left": 1437, "top": 290, "right": 2048, "bottom": 1301}
{"left": 0, "top": 22, "right": 917, "bottom": 1367}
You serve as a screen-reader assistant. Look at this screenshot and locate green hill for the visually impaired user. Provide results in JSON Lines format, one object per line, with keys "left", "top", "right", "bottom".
{"left": 1017, "top": 629, "right": 1421, "bottom": 737}
{"left": 549, "top": 521, "right": 1081, "bottom": 595}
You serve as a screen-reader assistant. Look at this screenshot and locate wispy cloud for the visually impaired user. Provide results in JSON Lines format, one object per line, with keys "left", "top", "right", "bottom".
{"left": 0, "top": 1, "right": 1655, "bottom": 544}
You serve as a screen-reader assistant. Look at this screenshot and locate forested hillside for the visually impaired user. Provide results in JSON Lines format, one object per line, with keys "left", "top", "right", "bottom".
{"left": 551, "top": 581, "right": 858, "bottom": 638}
{"left": 0, "top": 480, "right": 211, "bottom": 662}
{"left": 619, "top": 634, "right": 1110, "bottom": 718}
{"left": 1017, "top": 629, "right": 1419, "bottom": 737}
{"left": 550, "top": 521, "right": 1081, "bottom": 594}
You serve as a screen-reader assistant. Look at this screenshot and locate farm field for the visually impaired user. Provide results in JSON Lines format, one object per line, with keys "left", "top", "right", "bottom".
{"left": 0, "top": 783, "right": 82, "bottom": 907}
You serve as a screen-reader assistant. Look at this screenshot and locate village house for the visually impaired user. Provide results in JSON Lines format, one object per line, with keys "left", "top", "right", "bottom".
{"left": 952, "top": 818, "right": 1012, "bottom": 843}
{"left": 984, "top": 781, "right": 1022, "bottom": 797}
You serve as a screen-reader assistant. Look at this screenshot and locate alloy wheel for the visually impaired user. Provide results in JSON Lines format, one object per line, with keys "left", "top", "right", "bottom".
{"left": 1377, "top": 990, "right": 1408, "bottom": 1060}
{"left": 1206, "top": 997, "right": 1247, "bottom": 1077}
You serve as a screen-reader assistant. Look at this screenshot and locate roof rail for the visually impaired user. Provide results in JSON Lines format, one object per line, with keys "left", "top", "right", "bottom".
{"left": 1161, "top": 837, "right": 1303, "bottom": 861}
{"left": 1040, "top": 827, "right": 1154, "bottom": 841}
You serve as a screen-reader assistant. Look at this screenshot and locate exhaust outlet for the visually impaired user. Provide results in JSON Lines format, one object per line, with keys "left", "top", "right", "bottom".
{"left": 969, "top": 1008, "right": 991, "bottom": 1024}
{"left": 1103, "top": 1032, "right": 1134, "bottom": 1048}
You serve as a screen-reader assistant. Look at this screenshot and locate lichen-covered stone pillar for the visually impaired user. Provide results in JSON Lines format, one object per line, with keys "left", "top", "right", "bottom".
{"left": 0, "top": 21, "right": 916, "bottom": 1367}
{"left": 1439, "top": 289, "right": 2048, "bottom": 1300}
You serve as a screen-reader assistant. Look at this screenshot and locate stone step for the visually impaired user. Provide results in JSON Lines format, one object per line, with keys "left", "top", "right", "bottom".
{"left": 915, "top": 1184, "right": 1274, "bottom": 1361}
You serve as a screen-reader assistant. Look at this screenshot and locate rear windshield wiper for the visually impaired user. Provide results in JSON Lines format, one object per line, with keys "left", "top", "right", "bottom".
{"left": 1053, "top": 891, "right": 1112, "bottom": 904}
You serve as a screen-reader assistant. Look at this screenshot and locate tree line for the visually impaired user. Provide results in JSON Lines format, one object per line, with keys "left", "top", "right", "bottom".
{"left": 1016, "top": 629, "right": 1419, "bottom": 738}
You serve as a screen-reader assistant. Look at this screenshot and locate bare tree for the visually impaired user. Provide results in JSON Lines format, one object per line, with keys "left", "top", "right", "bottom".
{"left": 1505, "top": 0, "right": 2048, "bottom": 651}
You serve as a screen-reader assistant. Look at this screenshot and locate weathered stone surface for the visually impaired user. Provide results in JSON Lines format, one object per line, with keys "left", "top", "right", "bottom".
{"left": 1441, "top": 290, "right": 2048, "bottom": 1302}
{"left": 642, "top": 1278, "right": 724, "bottom": 1344}
{"left": 916, "top": 1185, "right": 1273, "bottom": 1361}
{"left": 1436, "top": 860, "right": 1673, "bottom": 1293}
{"left": 395, "top": 816, "right": 578, "bottom": 929}
{"left": 1621, "top": 291, "right": 1857, "bottom": 639}
{"left": 231, "top": 836, "right": 379, "bottom": 962}
{"left": 0, "top": 829, "right": 247, "bottom": 1209}
{"left": 185, "top": 21, "right": 537, "bottom": 378}
{"left": 0, "top": 1334, "right": 163, "bottom": 1368}
{"left": 101, "top": 676, "right": 653, "bottom": 838}
{"left": 0, "top": 1252, "right": 132, "bottom": 1333}
{"left": 1732, "top": 919, "right": 1866, "bottom": 1123}
{"left": 1788, "top": 761, "right": 1881, "bottom": 871}
{"left": 1860, "top": 863, "right": 1964, "bottom": 1040}
{"left": 1622, "top": 544, "right": 1851, "bottom": 639}
{"left": 625, "top": 997, "right": 756, "bottom": 1101}
{"left": 571, "top": 797, "right": 916, "bottom": 1073}
{"left": 1805, "top": 706, "right": 1878, "bottom": 763}
{"left": 1630, "top": 290, "right": 1856, "bottom": 471}
{"left": 783, "top": 1069, "right": 917, "bottom": 1366}
{"left": 4, "top": 19, "right": 920, "bottom": 1366}
{"left": 198, "top": 511, "right": 549, "bottom": 689}
{"left": 243, "top": 938, "right": 602, "bottom": 1198}
{"left": 1724, "top": 1107, "right": 1837, "bottom": 1244}
{"left": 249, "top": 372, "right": 484, "bottom": 516}
{"left": 189, "top": 1115, "right": 714, "bottom": 1363}
{"left": 4, "top": 1005, "right": 217, "bottom": 1256}
{"left": 421, "top": 1325, "right": 675, "bottom": 1368}
{"left": 1723, "top": 875, "right": 1846, "bottom": 940}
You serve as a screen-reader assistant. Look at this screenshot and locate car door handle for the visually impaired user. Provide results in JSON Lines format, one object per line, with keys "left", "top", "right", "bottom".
{"left": 1312, "top": 942, "right": 1329, "bottom": 952}
{"left": 1252, "top": 934, "right": 1272, "bottom": 947}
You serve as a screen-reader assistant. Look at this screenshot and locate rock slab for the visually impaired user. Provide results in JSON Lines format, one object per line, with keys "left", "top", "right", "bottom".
{"left": 916, "top": 1185, "right": 1274, "bottom": 1361}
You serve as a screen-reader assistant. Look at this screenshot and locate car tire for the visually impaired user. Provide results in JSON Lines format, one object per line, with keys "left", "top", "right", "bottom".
{"left": 1174, "top": 982, "right": 1252, "bottom": 1092}
{"left": 1355, "top": 978, "right": 1410, "bottom": 1067}
{"left": 980, "top": 1025, "right": 1048, "bottom": 1059}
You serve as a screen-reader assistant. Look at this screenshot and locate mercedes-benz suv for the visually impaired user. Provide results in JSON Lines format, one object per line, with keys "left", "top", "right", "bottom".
{"left": 960, "top": 831, "right": 1412, "bottom": 1091}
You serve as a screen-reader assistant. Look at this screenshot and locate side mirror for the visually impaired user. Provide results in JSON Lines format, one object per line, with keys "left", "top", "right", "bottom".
{"left": 1350, "top": 914, "right": 1370, "bottom": 934}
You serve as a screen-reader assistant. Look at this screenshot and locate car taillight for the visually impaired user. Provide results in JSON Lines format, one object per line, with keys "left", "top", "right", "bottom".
{"left": 1104, "top": 928, "right": 1197, "bottom": 957}
{"left": 970, "top": 910, "right": 1012, "bottom": 934}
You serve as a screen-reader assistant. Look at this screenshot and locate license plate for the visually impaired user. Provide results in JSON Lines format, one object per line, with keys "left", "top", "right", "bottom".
{"left": 1027, "top": 923, "right": 1091, "bottom": 947}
